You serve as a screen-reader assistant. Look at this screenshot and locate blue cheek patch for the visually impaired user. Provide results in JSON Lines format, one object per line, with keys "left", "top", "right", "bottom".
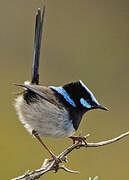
{"left": 80, "top": 98, "right": 91, "bottom": 108}
{"left": 49, "top": 86, "right": 76, "bottom": 107}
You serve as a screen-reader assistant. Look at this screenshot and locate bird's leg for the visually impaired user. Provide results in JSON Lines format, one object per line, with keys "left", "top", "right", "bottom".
{"left": 32, "top": 130, "right": 56, "bottom": 159}
{"left": 32, "top": 130, "right": 61, "bottom": 170}
{"left": 68, "top": 134, "right": 90, "bottom": 145}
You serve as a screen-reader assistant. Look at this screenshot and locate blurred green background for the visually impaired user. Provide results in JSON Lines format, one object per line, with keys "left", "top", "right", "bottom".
{"left": 0, "top": 0, "right": 129, "bottom": 179}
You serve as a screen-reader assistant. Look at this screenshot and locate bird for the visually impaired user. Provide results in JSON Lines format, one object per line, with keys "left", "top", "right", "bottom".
{"left": 14, "top": 7, "right": 108, "bottom": 161}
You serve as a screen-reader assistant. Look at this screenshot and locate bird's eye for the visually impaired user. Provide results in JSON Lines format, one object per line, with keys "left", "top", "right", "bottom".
{"left": 86, "top": 99, "right": 90, "bottom": 103}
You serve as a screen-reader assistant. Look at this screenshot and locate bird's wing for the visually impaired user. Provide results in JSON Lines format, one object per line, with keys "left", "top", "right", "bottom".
{"left": 14, "top": 83, "right": 61, "bottom": 108}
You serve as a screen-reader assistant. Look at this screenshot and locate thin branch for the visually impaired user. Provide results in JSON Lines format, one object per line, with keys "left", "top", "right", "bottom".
{"left": 11, "top": 131, "right": 129, "bottom": 180}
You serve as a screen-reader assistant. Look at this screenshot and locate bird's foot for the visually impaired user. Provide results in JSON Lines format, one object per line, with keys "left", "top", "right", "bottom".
{"left": 68, "top": 134, "right": 90, "bottom": 145}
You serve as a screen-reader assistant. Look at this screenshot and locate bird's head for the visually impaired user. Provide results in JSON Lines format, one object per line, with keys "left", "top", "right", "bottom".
{"left": 49, "top": 80, "right": 108, "bottom": 114}
{"left": 62, "top": 80, "right": 108, "bottom": 113}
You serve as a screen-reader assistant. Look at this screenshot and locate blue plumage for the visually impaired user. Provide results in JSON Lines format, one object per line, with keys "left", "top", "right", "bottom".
{"left": 49, "top": 86, "right": 76, "bottom": 107}
{"left": 80, "top": 98, "right": 91, "bottom": 108}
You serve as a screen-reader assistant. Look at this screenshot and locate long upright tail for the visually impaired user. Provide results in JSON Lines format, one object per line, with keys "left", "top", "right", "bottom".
{"left": 31, "top": 6, "right": 45, "bottom": 85}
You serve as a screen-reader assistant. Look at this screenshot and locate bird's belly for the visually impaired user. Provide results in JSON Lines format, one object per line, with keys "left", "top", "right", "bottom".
{"left": 15, "top": 96, "right": 75, "bottom": 138}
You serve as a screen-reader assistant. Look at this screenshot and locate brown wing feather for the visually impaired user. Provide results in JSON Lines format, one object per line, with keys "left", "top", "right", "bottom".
{"left": 14, "top": 83, "right": 62, "bottom": 108}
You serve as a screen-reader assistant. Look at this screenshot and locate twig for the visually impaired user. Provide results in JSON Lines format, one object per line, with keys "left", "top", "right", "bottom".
{"left": 11, "top": 131, "right": 129, "bottom": 180}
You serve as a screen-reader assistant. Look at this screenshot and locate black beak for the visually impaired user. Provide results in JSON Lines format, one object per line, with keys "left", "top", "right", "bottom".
{"left": 97, "top": 104, "right": 109, "bottom": 111}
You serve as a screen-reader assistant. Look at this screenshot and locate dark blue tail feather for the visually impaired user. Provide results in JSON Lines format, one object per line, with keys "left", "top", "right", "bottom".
{"left": 31, "top": 6, "right": 45, "bottom": 84}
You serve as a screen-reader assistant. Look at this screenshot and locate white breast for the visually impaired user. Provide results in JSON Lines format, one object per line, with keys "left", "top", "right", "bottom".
{"left": 15, "top": 95, "right": 75, "bottom": 138}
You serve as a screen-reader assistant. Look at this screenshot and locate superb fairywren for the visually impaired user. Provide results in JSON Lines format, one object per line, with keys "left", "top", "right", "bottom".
{"left": 14, "top": 7, "right": 108, "bottom": 160}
